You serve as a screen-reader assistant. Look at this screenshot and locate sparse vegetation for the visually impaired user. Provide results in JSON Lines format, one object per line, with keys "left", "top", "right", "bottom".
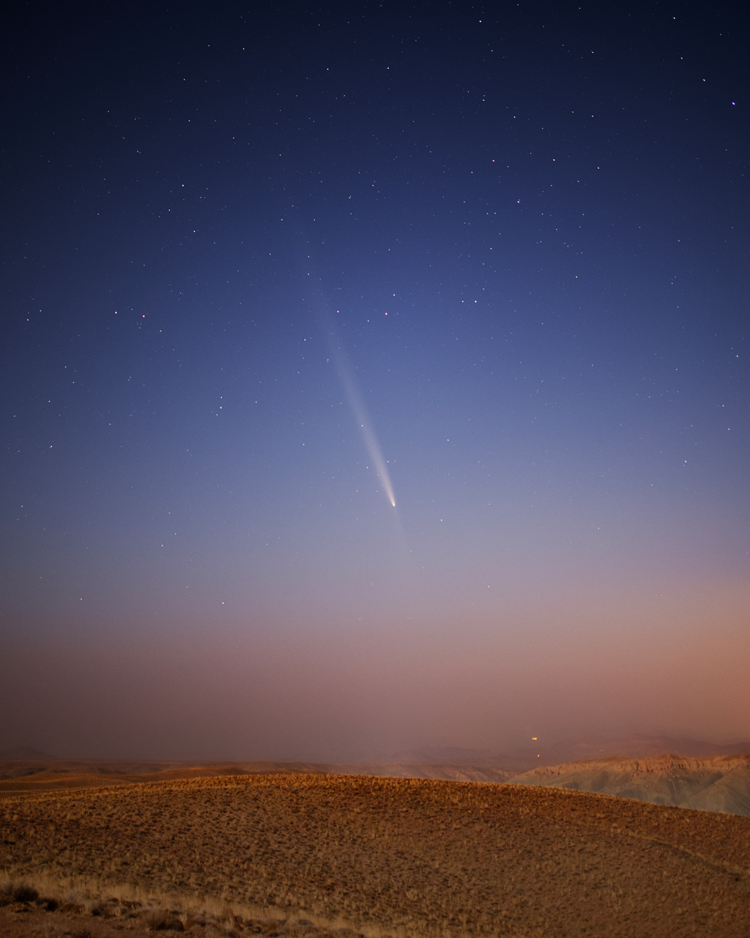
{"left": 143, "top": 907, "right": 184, "bottom": 931}
{"left": 0, "top": 881, "right": 38, "bottom": 905}
{"left": 1, "top": 773, "right": 750, "bottom": 936}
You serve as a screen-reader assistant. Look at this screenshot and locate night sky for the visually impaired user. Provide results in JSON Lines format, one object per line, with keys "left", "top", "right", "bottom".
{"left": 2, "top": 1, "right": 749, "bottom": 761}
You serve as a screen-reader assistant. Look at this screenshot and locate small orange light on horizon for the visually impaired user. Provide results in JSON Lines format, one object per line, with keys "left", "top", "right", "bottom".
{"left": 531, "top": 737, "right": 537, "bottom": 741}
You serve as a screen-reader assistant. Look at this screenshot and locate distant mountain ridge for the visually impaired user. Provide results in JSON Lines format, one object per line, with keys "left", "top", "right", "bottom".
{"left": 0, "top": 758, "right": 514, "bottom": 791}
{"left": 6, "top": 733, "right": 748, "bottom": 771}
{"left": 387, "top": 735, "right": 750, "bottom": 774}
{"left": 0, "top": 746, "right": 56, "bottom": 760}
{"left": 4, "top": 734, "right": 750, "bottom": 817}
{"left": 388, "top": 745, "right": 497, "bottom": 765}
{"left": 3, "top": 743, "right": 750, "bottom": 815}
{"left": 509, "top": 753, "right": 750, "bottom": 816}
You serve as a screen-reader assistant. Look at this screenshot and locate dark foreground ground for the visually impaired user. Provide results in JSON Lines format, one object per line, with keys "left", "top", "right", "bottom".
{"left": 2, "top": 773, "right": 750, "bottom": 937}
{"left": 0, "top": 897, "right": 361, "bottom": 938}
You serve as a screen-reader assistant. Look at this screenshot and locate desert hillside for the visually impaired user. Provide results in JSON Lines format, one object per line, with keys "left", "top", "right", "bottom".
{"left": 510, "top": 753, "right": 750, "bottom": 815}
{"left": 2, "top": 772, "right": 750, "bottom": 937}
{"left": 0, "top": 758, "right": 512, "bottom": 798}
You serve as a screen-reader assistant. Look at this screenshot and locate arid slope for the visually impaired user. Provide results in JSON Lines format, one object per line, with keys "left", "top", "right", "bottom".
{"left": 2, "top": 773, "right": 750, "bottom": 937}
{"left": 511, "top": 753, "right": 750, "bottom": 815}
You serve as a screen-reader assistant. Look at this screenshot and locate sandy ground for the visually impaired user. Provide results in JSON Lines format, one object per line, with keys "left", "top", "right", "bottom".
{"left": 2, "top": 773, "right": 750, "bottom": 937}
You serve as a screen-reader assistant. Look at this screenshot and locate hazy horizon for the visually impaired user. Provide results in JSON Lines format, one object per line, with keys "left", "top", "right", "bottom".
{"left": 4, "top": 578, "right": 750, "bottom": 762}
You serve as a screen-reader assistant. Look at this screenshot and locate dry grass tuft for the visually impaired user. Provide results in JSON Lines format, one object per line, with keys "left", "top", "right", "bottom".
{"left": 143, "top": 907, "right": 184, "bottom": 931}
{"left": 0, "top": 880, "right": 39, "bottom": 905}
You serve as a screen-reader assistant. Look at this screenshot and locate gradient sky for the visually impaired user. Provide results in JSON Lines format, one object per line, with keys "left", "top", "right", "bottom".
{"left": 2, "top": 1, "right": 749, "bottom": 761}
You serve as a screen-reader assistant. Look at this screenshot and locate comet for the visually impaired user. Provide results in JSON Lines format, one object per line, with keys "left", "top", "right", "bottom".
{"left": 300, "top": 249, "right": 397, "bottom": 509}
{"left": 325, "top": 313, "right": 396, "bottom": 508}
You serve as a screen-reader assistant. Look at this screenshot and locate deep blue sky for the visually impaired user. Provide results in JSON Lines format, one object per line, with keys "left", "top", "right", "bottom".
{"left": 2, "top": 1, "right": 749, "bottom": 760}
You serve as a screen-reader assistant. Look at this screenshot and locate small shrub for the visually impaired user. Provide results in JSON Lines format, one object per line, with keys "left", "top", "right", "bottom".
{"left": 61, "top": 901, "right": 85, "bottom": 914}
{"left": 12, "top": 883, "right": 39, "bottom": 903}
{"left": 85, "top": 898, "right": 107, "bottom": 916}
{"left": 145, "top": 908, "right": 185, "bottom": 931}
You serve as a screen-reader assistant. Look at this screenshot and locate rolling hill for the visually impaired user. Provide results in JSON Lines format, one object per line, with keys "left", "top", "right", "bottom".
{"left": 2, "top": 772, "right": 750, "bottom": 936}
{"left": 510, "top": 753, "right": 750, "bottom": 815}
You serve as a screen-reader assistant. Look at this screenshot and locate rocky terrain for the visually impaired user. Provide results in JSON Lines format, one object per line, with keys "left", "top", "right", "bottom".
{"left": 2, "top": 772, "right": 750, "bottom": 936}
{"left": 510, "top": 753, "right": 750, "bottom": 815}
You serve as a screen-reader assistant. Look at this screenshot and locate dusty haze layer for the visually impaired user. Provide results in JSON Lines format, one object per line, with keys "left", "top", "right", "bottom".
{"left": 3, "top": 584, "right": 750, "bottom": 763}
